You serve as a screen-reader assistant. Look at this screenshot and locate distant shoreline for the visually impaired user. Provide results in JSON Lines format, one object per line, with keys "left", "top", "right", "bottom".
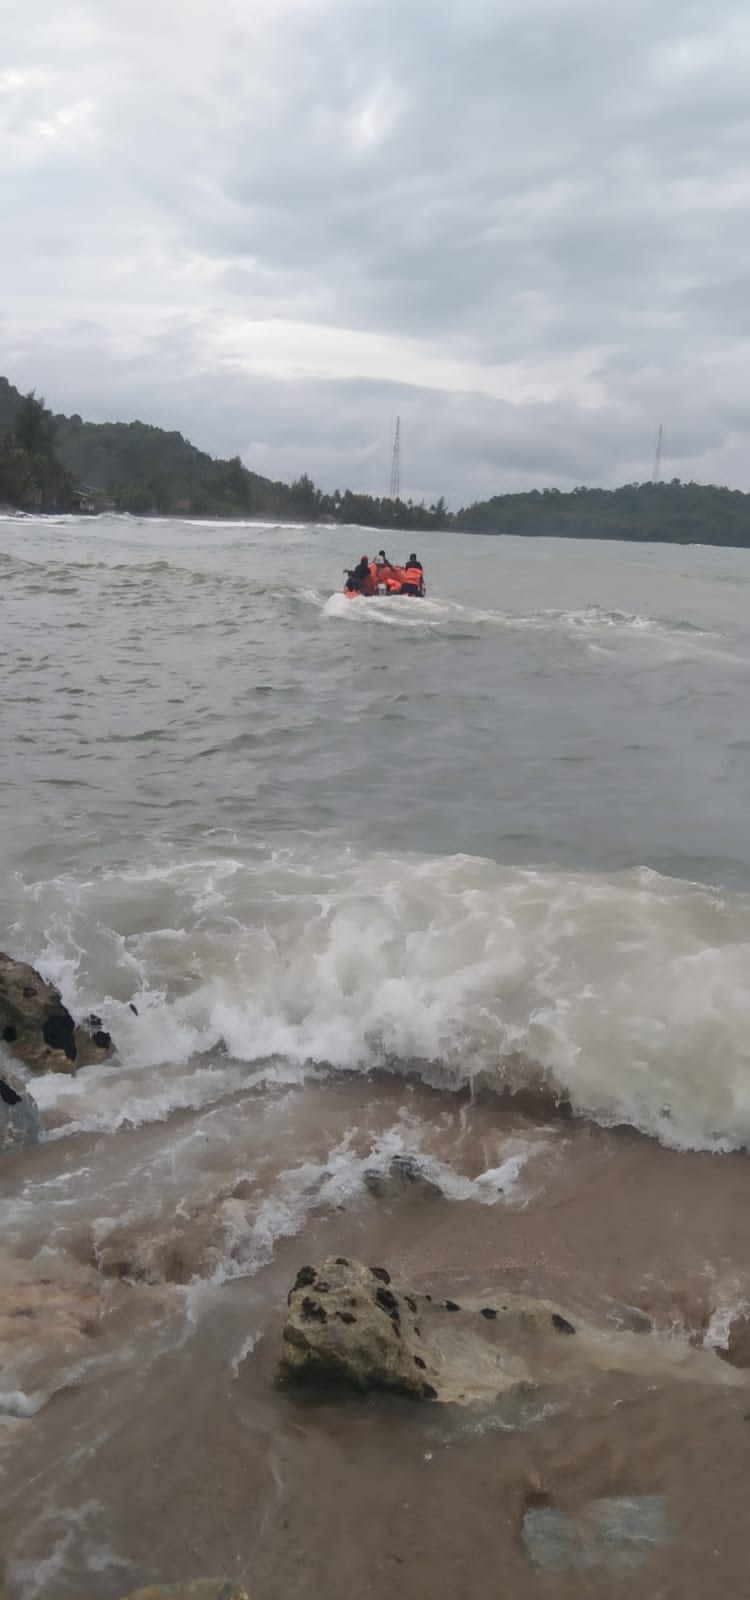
{"left": 5, "top": 504, "right": 750, "bottom": 552}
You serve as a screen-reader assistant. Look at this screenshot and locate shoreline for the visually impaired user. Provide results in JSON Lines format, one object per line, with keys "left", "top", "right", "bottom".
{"left": 3, "top": 1075, "right": 750, "bottom": 1598}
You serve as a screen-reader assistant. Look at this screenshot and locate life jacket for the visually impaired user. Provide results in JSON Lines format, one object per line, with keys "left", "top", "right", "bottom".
{"left": 383, "top": 566, "right": 405, "bottom": 591}
{"left": 403, "top": 564, "right": 423, "bottom": 590}
{"left": 372, "top": 561, "right": 401, "bottom": 593}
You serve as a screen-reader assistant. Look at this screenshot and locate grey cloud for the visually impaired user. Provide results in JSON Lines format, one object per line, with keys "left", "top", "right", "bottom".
{"left": 3, "top": 0, "right": 750, "bottom": 501}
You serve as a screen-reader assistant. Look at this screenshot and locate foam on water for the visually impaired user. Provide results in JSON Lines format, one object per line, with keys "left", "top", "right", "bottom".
{"left": 8, "top": 845, "right": 750, "bottom": 1152}
{"left": 321, "top": 591, "right": 743, "bottom": 662}
{"left": 204, "top": 1123, "right": 538, "bottom": 1283}
{"left": 0, "top": 1389, "right": 48, "bottom": 1418}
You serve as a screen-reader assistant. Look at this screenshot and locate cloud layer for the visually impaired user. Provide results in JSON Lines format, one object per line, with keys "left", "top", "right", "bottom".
{"left": 3, "top": 0, "right": 750, "bottom": 504}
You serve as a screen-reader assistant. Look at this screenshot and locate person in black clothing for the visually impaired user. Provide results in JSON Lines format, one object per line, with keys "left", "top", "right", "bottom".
{"left": 344, "top": 554, "right": 372, "bottom": 593}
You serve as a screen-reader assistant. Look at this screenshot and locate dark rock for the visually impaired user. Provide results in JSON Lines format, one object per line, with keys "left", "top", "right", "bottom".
{"left": 364, "top": 1153, "right": 442, "bottom": 1203}
{"left": 715, "top": 1314, "right": 750, "bottom": 1369}
{"left": 481, "top": 1307, "right": 498, "bottom": 1320}
{"left": 0, "top": 952, "right": 114, "bottom": 1075}
{"left": 551, "top": 1312, "right": 576, "bottom": 1335}
{"left": 375, "top": 1286, "right": 400, "bottom": 1320}
{"left": 301, "top": 1297, "right": 327, "bottom": 1323}
{"left": 0, "top": 1071, "right": 41, "bottom": 1154}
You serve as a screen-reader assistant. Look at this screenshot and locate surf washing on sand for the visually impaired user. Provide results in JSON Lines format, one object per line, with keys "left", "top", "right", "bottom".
{"left": 3, "top": 514, "right": 750, "bottom": 1599}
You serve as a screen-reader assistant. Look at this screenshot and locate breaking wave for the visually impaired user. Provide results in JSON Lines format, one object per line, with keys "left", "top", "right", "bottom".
{"left": 7, "top": 846, "right": 750, "bottom": 1153}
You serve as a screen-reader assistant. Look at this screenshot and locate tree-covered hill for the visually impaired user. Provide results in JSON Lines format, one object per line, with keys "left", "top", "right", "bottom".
{"left": 4, "top": 372, "right": 750, "bottom": 545}
{"left": 454, "top": 482, "right": 750, "bottom": 547}
{"left": 54, "top": 410, "right": 305, "bottom": 518}
{"left": 0, "top": 385, "right": 77, "bottom": 512}
{"left": 0, "top": 375, "right": 448, "bottom": 525}
{"left": 0, "top": 376, "right": 445, "bottom": 524}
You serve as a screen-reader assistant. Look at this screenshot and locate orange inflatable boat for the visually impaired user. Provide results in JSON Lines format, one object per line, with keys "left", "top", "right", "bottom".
{"left": 343, "top": 554, "right": 425, "bottom": 598}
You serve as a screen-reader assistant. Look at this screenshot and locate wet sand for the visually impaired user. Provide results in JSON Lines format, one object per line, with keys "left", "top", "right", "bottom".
{"left": 2, "top": 1078, "right": 750, "bottom": 1599}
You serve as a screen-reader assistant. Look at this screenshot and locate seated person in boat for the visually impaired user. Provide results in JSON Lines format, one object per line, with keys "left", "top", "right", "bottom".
{"left": 344, "top": 554, "right": 376, "bottom": 594}
{"left": 400, "top": 554, "right": 424, "bottom": 595}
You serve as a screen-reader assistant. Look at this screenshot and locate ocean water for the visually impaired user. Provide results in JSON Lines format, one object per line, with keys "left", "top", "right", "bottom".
{"left": 3, "top": 513, "right": 750, "bottom": 1150}
{"left": 3, "top": 513, "right": 750, "bottom": 1599}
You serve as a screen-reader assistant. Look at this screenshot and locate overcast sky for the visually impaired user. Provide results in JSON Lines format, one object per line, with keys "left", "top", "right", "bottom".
{"left": 2, "top": 0, "right": 750, "bottom": 505}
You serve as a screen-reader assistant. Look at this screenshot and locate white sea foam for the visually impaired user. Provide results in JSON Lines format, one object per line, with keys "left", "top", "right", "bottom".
{"left": 8, "top": 847, "right": 750, "bottom": 1152}
{"left": 230, "top": 1331, "right": 263, "bottom": 1377}
{"left": 320, "top": 592, "right": 738, "bottom": 661}
{"left": 0, "top": 1388, "right": 48, "bottom": 1418}
{"left": 200, "top": 1121, "right": 538, "bottom": 1285}
{"left": 704, "top": 1297, "right": 750, "bottom": 1352}
{"left": 5, "top": 1501, "right": 131, "bottom": 1600}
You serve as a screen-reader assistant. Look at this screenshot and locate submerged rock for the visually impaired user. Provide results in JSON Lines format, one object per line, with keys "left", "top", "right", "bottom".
{"left": 120, "top": 1586, "right": 249, "bottom": 1600}
{"left": 715, "top": 1311, "right": 750, "bottom": 1369}
{"left": 0, "top": 951, "right": 114, "bottom": 1074}
{"left": 521, "top": 1495, "right": 674, "bottom": 1576}
{"left": 363, "top": 1152, "right": 443, "bottom": 1202}
{"left": 0, "top": 1071, "right": 40, "bottom": 1154}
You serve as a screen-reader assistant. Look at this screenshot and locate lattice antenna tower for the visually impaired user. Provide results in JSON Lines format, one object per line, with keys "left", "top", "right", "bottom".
{"left": 389, "top": 416, "right": 401, "bottom": 500}
{"left": 652, "top": 423, "right": 664, "bottom": 483}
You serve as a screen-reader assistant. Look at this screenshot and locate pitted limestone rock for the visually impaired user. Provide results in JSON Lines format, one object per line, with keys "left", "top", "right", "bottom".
{"left": 279, "top": 1256, "right": 536, "bottom": 1403}
{"left": 0, "top": 952, "right": 114, "bottom": 1075}
{"left": 279, "top": 1258, "right": 750, "bottom": 1405}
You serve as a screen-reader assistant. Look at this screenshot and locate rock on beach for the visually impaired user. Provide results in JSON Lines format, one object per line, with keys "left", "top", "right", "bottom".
{"left": 0, "top": 951, "right": 113, "bottom": 1074}
{"left": 278, "top": 1255, "right": 578, "bottom": 1404}
{"left": 279, "top": 1257, "right": 750, "bottom": 1406}
{"left": 0, "top": 1071, "right": 40, "bottom": 1154}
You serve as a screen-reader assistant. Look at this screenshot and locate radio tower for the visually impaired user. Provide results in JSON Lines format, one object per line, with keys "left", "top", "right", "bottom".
{"left": 389, "top": 416, "right": 401, "bottom": 500}
{"left": 652, "top": 423, "right": 664, "bottom": 483}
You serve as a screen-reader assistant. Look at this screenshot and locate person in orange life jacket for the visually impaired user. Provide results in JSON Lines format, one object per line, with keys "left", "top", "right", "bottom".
{"left": 400, "top": 553, "right": 424, "bottom": 595}
{"left": 372, "top": 549, "right": 401, "bottom": 592}
{"left": 345, "top": 554, "right": 376, "bottom": 595}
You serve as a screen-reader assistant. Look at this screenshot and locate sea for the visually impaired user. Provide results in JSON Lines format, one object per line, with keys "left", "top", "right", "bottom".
{"left": 2, "top": 512, "right": 750, "bottom": 1598}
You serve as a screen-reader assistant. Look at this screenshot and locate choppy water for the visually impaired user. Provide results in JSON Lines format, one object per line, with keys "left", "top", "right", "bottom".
{"left": 3, "top": 513, "right": 750, "bottom": 1151}
{"left": 4, "top": 513, "right": 750, "bottom": 1600}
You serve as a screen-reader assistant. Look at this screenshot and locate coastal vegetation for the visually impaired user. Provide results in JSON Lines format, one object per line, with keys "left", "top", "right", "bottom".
{"left": 3, "top": 374, "right": 750, "bottom": 545}
{"left": 453, "top": 480, "right": 750, "bottom": 547}
{"left": 0, "top": 383, "right": 78, "bottom": 513}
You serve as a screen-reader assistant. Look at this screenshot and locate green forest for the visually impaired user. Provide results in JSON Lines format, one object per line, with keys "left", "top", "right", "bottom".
{"left": 453, "top": 481, "right": 750, "bottom": 546}
{"left": 0, "top": 376, "right": 446, "bottom": 528}
{"left": 3, "top": 373, "right": 750, "bottom": 546}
